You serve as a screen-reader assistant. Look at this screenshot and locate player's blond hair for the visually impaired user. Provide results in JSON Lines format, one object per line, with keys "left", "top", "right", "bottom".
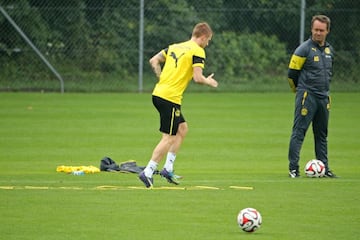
{"left": 192, "top": 22, "right": 213, "bottom": 38}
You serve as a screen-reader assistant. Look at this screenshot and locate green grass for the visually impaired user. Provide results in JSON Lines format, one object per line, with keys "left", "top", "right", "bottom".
{"left": 0, "top": 92, "right": 359, "bottom": 240}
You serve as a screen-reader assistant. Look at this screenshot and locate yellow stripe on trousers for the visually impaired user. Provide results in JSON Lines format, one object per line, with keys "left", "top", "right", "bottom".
{"left": 169, "top": 107, "right": 175, "bottom": 134}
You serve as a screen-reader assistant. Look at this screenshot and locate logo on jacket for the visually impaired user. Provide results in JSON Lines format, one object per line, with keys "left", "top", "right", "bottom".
{"left": 325, "top": 47, "right": 331, "bottom": 54}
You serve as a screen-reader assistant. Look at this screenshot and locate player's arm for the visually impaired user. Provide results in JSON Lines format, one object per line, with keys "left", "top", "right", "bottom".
{"left": 149, "top": 49, "right": 166, "bottom": 78}
{"left": 193, "top": 66, "right": 218, "bottom": 88}
{"left": 192, "top": 54, "right": 218, "bottom": 87}
{"left": 287, "top": 54, "right": 306, "bottom": 92}
{"left": 288, "top": 44, "right": 307, "bottom": 93}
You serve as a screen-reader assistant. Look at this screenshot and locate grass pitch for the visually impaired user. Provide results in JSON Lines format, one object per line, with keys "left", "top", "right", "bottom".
{"left": 0, "top": 92, "right": 359, "bottom": 240}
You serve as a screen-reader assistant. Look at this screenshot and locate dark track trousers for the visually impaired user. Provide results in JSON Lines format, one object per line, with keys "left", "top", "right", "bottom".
{"left": 288, "top": 90, "right": 330, "bottom": 171}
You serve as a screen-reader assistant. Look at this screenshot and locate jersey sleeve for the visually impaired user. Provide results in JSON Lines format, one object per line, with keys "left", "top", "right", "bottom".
{"left": 192, "top": 47, "right": 205, "bottom": 68}
{"left": 287, "top": 44, "right": 307, "bottom": 92}
{"left": 161, "top": 48, "right": 168, "bottom": 59}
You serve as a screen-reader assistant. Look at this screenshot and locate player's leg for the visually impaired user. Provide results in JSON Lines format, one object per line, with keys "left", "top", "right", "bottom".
{"left": 164, "top": 120, "right": 188, "bottom": 172}
{"left": 169, "top": 121, "right": 188, "bottom": 154}
{"left": 149, "top": 96, "right": 177, "bottom": 164}
{"left": 139, "top": 133, "right": 175, "bottom": 187}
{"left": 312, "top": 96, "right": 336, "bottom": 177}
{"left": 139, "top": 96, "right": 180, "bottom": 187}
{"left": 160, "top": 111, "right": 185, "bottom": 184}
{"left": 151, "top": 134, "right": 176, "bottom": 164}
{"left": 312, "top": 97, "right": 328, "bottom": 167}
{"left": 288, "top": 91, "right": 314, "bottom": 177}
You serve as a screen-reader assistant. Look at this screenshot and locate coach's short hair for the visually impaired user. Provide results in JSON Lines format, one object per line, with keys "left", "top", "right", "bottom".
{"left": 311, "top": 15, "right": 331, "bottom": 31}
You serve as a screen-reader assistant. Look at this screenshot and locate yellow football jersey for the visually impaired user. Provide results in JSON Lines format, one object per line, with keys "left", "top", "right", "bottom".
{"left": 152, "top": 40, "right": 205, "bottom": 104}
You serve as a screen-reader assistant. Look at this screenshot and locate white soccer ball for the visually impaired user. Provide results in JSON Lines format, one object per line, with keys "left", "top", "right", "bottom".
{"left": 237, "top": 208, "right": 262, "bottom": 232}
{"left": 304, "top": 159, "right": 326, "bottom": 177}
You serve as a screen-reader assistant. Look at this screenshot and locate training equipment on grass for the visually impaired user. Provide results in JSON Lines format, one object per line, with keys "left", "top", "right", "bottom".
{"left": 304, "top": 159, "right": 326, "bottom": 178}
{"left": 237, "top": 208, "right": 262, "bottom": 233}
{"left": 100, "top": 157, "right": 154, "bottom": 174}
{"left": 56, "top": 165, "right": 100, "bottom": 174}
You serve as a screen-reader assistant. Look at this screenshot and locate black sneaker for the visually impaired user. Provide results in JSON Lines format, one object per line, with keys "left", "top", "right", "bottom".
{"left": 289, "top": 170, "right": 300, "bottom": 178}
{"left": 160, "top": 168, "right": 180, "bottom": 185}
{"left": 325, "top": 170, "right": 338, "bottom": 178}
{"left": 138, "top": 171, "right": 154, "bottom": 188}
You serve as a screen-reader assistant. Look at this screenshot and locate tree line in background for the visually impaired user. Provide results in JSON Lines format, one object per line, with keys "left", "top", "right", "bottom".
{"left": 0, "top": 0, "right": 359, "bottom": 91}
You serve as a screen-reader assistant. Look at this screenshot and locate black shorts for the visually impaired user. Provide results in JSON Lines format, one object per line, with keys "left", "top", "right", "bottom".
{"left": 152, "top": 95, "right": 185, "bottom": 135}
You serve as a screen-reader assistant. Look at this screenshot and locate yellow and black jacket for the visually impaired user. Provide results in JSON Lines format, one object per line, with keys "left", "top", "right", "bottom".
{"left": 288, "top": 38, "right": 334, "bottom": 98}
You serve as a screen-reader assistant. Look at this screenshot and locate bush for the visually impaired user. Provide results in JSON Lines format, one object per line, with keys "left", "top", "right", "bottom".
{"left": 207, "top": 32, "right": 288, "bottom": 84}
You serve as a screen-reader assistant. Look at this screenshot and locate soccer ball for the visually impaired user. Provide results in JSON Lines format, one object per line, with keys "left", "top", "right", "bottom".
{"left": 237, "top": 208, "right": 262, "bottom": 232}
{"left": 304, "top": 159, "right": 326, "bottom": 177}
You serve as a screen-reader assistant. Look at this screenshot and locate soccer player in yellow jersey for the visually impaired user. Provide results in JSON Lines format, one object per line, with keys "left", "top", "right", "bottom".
{"left": 139, "top": 22, "right": 218, "bottom": 188}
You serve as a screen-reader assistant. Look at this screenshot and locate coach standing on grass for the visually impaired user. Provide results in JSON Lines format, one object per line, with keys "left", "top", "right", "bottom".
{"left": 139, "top": 22, "right": 218, "bottom": 188}
{"left": 287, "top": 15, "right": 337, "bottom": 178}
